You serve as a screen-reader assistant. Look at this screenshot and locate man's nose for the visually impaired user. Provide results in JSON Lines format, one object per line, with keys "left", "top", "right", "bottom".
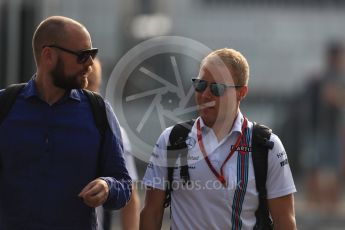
{"left": 201, "top": 85, "right": 213, "bottom": 99}
{"left": 85, "top": 56, "right": 94, "bottom": 66}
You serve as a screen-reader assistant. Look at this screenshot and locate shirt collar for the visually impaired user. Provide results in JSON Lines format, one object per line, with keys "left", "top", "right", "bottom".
{"left": 198, "top": 111, "right": 244, "bottom": 135}
{"left": 22, "top": 77, "right": 38, "bottom": 99}
{"left": 230, "top": 111, "right": 244, "bottom": 135}
{"left": 69, "top": 89, "right": 81, "bottom": 101}
{"left": 22, "top": 76, "right": 81, "bottom": 102}
{"left": 198, "top": 117, "right": 210, "bottom": 132}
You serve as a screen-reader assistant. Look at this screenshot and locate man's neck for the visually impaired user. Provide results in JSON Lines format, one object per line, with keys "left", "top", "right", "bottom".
{"left": 211, "top": 110, "right": 239, "bottom": 142}
{"left": 35, "top": 73, "right": 66, "bottom": 105}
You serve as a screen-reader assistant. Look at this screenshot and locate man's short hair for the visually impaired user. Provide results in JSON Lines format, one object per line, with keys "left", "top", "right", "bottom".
{"left": 32, "top": 16, "right": 85, "bottom": 65}
{"left": 202, "top": 48, "right": 250, "bottom": 86}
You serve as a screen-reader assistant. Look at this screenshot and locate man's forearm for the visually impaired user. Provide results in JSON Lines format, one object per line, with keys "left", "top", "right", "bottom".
{"left": 101, "top": 177, "right": 132, "bottom": 210}
{"left": 140, "top": 207, "right": 164, "bottom": 230}
{"left": 273, "top": 216, "right": 297, "bottom": 230}
{"left": 121, "top": 184, "right": 140, "bottom": 230}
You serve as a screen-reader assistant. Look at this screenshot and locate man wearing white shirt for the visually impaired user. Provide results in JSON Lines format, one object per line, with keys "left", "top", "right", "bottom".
{"left": 140, "top": 48, "right": 297, "bottom": 230}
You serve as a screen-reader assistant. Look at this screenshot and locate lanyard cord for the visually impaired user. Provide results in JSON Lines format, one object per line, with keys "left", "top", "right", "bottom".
{"left": 197, "top": 117, "right": 248, "bottom": 187}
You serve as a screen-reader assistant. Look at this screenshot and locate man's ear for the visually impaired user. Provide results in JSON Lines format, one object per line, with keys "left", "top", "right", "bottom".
{"left": 237, "top": 86, "right": 248, "bottom": 101}
{"left": 41, "top": 46, "right": 56, "bottom": 66}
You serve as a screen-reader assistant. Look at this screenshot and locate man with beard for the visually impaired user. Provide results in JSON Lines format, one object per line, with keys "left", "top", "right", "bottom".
{"left": 0, "top": 16, "right": 131, "bottom": 230}
{"left": 140, "top": 48, "right": 297, "bottom": 229}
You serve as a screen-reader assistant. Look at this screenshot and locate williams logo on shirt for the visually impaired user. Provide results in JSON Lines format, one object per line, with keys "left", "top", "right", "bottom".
{"left": 276, "top": 151, "right": 286, "bottom": 159}
{"left": 231, "top": 145, "right": 252, "bottom": 152}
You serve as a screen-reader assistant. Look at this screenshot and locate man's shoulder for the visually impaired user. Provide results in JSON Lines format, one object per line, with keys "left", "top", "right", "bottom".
{"left": 165, "top": 120, "right": 196, "bottom": 136}
{"left": 157, "top": 126, "right": 175, "bottom": 144}
{"left": 80, "top": 89, "right": 109, "bottom": 114}
{"left": 250, "top": 123, "right": 284, "bottom": 157}
{"left": 0, "top": 84, "right": 24, "bottom": 97}
{"left": 162, "top": 122, "right": 195, "bottom": 142}
{"left": 266, "top": 133, "right": 289, "bottom": 168}
{"left": 268, "top": 133, "right": 283, "bottom": 151}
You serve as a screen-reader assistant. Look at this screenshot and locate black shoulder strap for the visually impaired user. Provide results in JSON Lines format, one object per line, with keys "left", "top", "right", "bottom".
{"left": 252, "top": 122, "right": 274, "bottom": 230}
{"left": 82, "top": 89, "right": 108, "bottom": 139}
{"left": 0, "top": 83, "right": 27, "bottom": 125}
{"left": 164, "top": 119, "right": 195, "bottom": 208}
{"left": 82, "top": 89, "right": 109, "bottom": 176}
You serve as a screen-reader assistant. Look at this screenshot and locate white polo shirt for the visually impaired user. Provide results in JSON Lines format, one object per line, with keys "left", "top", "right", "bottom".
{"left": 143, "top": 112, "right": 296, "bottom": 230}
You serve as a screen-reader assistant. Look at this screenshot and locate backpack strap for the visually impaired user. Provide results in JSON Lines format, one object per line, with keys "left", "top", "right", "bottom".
{"left": 82, "top": 89, "right": 108, "bottom": 139}
{"left": 82, "top": 89, "right": 109, "bottom": 176}
{"left": 0, "top": 83, "right": 27, "bottom": 125}
{"left": 252, "top": 122, "right": 274, "bottom": 230}
{"left": 164, "top": 120, "right": 195, "bottom": 208}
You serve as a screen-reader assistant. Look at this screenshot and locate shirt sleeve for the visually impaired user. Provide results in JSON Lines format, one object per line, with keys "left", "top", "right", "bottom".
{"left": 99, "top": 101, "right": 132, "bottom": 210}
{"left": 142, "top": 127, "right": 173, "bottom": 191}
{"left": 266, "top": 133, "right": 297, "bottom": 199}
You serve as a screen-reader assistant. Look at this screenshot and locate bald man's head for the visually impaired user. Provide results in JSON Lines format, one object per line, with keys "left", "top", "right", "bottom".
{"left": 32, "top": 16, "right": 88, "bottom": 65}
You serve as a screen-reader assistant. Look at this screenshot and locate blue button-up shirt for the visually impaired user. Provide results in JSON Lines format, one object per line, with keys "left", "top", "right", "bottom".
{"left": 0, "top": 79, "right": 131, "bottom": 230}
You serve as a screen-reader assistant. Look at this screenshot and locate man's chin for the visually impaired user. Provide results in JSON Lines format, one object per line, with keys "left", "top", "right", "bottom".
{"left": 200, "top": 114, "right": 216, "bottom": 127}
{"left": 70, "top": 77, "right": 88, "bottom": 89}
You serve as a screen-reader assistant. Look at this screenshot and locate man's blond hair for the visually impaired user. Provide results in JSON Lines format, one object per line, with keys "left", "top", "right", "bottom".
{"left": 202, "top": 48, "right": 250, "bottom": 86}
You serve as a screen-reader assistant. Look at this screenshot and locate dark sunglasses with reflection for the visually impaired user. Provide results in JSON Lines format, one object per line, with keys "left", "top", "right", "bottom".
{"left": 43, "top": 45, "right": 98, "bottom": 64}
{"left": 192, "top": 78, "right": 244, "bottom": 97}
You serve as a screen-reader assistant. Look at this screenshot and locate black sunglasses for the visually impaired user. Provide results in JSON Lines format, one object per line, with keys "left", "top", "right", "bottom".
{"left": 192, "top": 78, "right": 243, "bottom": 96}
{"left": 43, "top": 45, "right": 98, "bottom": 64}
